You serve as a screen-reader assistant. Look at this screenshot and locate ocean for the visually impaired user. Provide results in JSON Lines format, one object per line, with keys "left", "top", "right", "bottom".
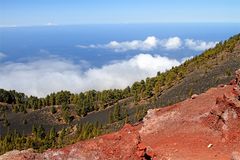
{"left": 1, "top": 23, "right": 240, "bottom": 67}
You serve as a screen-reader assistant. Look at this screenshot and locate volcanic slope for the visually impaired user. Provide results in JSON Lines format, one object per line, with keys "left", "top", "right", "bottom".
{"left": 1, "top": 70, "right": 240, "bottom": 160}
{"left": 1, "top": 34, "right": 240, "bottom": 138}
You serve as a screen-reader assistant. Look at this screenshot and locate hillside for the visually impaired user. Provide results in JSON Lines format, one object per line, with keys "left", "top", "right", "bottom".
{"left": 0, "top": 34, "right": 240, "bottom": 155}
{"left": 1, "top": 69, "right": 240, "bottom": 160}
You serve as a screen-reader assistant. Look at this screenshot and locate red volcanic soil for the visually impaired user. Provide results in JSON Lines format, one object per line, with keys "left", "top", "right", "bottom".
{"left": 1, "top": 70, "right": 240, "bottom": 160}
{"left": 140, "top": 85, "right": 240, "bottom": 160}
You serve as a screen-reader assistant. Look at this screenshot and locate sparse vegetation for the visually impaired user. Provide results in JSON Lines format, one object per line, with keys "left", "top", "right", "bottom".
{"left": 0, "top": 34, "right": 240, "bottom": 155}
{"left": 0, "top": 122, "right": 103, "bottom": 155}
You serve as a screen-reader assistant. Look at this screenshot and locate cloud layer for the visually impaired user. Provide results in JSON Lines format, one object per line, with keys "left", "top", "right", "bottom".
{"left": 0, "top": 54, "right": 181, "bottom": 97}
{"left": 0, "top": 52, "right": 6, "bottom": 60}
{"left": 105, "top": 36, "right": 158, "bottom": 52}
{"left": 160, "top": 37, "right": 182, "bottom": 50}
{"left": 185, "top": 39, "right": 218, "bottom": 51}
{"left": 77, "top": 36, "right": 217, "bottom": 52}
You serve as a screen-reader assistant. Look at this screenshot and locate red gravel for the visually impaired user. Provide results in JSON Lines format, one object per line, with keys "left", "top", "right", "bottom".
{"left": 1, "top": 73, "right": 240, "bottom": 160}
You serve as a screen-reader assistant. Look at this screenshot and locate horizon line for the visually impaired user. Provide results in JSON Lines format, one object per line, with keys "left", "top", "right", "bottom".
{"left": 1, "top": 22, "right": 240, "bottom": 28}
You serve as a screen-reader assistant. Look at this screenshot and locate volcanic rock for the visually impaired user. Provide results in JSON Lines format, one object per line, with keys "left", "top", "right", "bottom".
{"left": 2, "top": 69, "right": 240, "bottom": 160}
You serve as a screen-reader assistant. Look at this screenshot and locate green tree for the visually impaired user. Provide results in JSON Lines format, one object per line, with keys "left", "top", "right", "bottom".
{"left": 37, "top": 125, "right": 46, "bottom": 140}
{"left": 51, "top": 106, "right": 57, "bottom": 114}
{"left": 58, "top": 128, "right": 66, "bottom": 146}
{"left": 113, "top": 104, "right": 121, "bottom": 122}
{"left": 3, "top": 113, "right": 10, "bottom": 127}
{"left": 49, "top": 127, "right": 57, "bottom": 142}
{"left": 32, "top": 125, "right": 37, "bottom": 138}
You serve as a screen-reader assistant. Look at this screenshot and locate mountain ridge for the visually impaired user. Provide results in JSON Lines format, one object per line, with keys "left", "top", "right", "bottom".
{"left": 0, "top": 33, "right": 240, "bottom": 156}
{"left": 1, "top": 69, "right": 240, "bottom": 160}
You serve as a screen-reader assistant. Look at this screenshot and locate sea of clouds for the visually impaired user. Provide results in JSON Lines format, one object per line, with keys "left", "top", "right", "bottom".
{"left": 0, "top": 36, "right": 218, "bottom": 97}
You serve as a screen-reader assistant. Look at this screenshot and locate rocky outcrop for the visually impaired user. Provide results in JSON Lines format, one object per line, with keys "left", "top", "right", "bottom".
{"left": 1, "top": 69, "right": 240, "bottom": 160}
{"left": 0, "top": 149, "right": 37, "bottom": 160}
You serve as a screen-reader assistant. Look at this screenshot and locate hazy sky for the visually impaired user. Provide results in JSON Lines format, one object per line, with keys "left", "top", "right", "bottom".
{"left": 1, "top": 0, "right": 240, "bottom": 26}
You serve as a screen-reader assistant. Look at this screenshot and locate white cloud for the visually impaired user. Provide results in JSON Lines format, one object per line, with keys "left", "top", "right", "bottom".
{"left": 76, "top": 44, "right": 98, "bottom": 49}
{"left": 77, "top": 36, "right": 219, "bottom": 52}
{"left": 105, "top": 36, "right": 159, "bottom": 52}
{"left": 0, "top": 54, "right": 181, "bottom": 97}
{"left": 185, "top": 39, "right": 218, "bottom": 51}
{"left": 77, "top": 36, "right": 181, "bottom": 52}
{"left": 45, "top": 22, "right": 57, "bottom": 26}
{"left": 0, "top": 52, "right": 6, "bottom": 60}
{"left": 160, "top": 37, "right": 182, "bottom": 50}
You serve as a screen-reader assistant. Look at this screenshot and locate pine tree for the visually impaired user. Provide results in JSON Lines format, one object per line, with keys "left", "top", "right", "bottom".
{"left": 108, "top": 111, "right": 113, "bottom": 123}
{"left": 58, "top": 128, "right": 66, "bottom": 146}
{"left": 37, "top": 125, "right": 46, "bottom": 140}
{"left": 3, "top": 113, "right": 10, "bottom": 127}
{"left": 49, "top": 127, "right": 56, "bottom": 140}
{"left": 32, "top": 125, "right": 37, "bottom": 138}
{"left": 113, "top": 104, "right": 121, "bottom": 122}
{"left": 51, "top": 106, "right": 57, "bottom": 114}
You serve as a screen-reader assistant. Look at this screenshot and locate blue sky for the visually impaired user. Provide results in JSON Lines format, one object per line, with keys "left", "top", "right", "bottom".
{"left": 0, "top": 0, "right": 240, "bottom": 26}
